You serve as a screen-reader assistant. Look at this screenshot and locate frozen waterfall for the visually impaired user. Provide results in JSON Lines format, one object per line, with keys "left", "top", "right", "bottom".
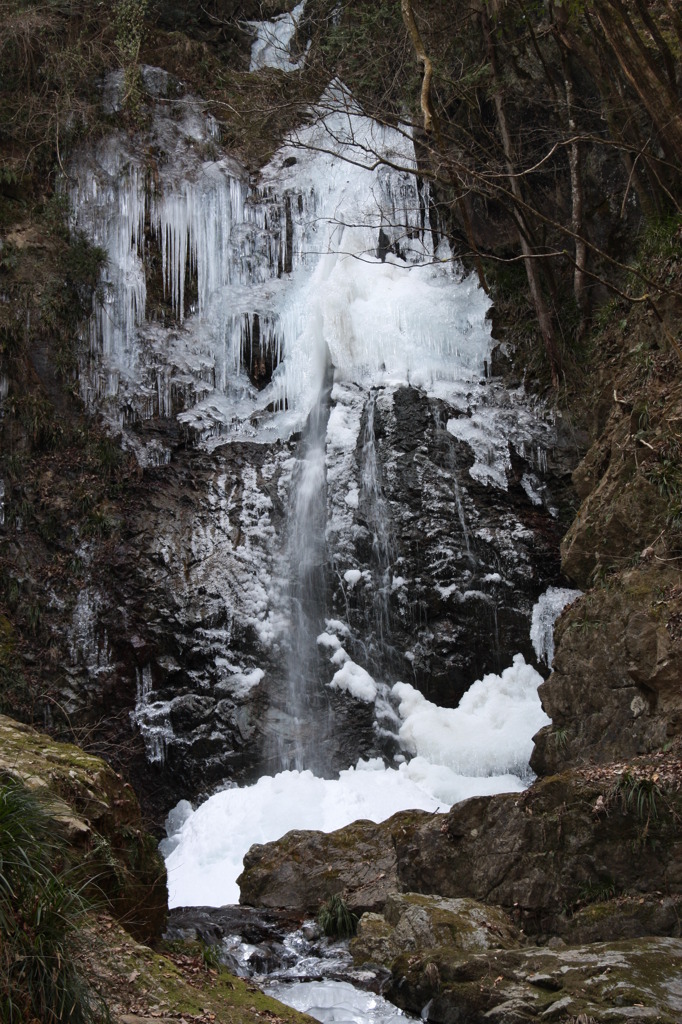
{"left": 69, "top": 81, "right": 491, "bottom": 447}
{"left": 68, "top": 72, "right": 562, "bottom": 913}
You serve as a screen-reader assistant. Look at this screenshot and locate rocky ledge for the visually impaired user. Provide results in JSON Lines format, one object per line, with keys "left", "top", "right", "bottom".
{"left": 239, "top": 756, "right": 682, "bottom": 936}
{"left": 236, "top": 362, "right": 682, "bottom": 1021}
{"left": 238, "top": 758, "right": 682, "bottom": 1021}
{"left": 387, "top": 934, "right": 682, "bottom": 1023}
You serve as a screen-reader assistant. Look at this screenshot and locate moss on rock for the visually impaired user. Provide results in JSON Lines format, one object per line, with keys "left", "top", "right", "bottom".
{"left": 0, "top": 714, "right": 167, "bottom": 943}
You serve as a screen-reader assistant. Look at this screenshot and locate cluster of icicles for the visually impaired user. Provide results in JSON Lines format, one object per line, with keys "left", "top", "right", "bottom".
{"left": 69, "top": 83, "right": 492, "bottom": 445}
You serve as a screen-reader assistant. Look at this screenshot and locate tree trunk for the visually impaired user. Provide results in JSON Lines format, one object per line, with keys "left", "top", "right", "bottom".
{"left": 561, "top": 49, "right": 588, "bottom": 324}
{"left": 401, "top": 0, "right": 435, "bottom": 136}
{"left": 596, "top": 2, "right": 682, "bottom": 167}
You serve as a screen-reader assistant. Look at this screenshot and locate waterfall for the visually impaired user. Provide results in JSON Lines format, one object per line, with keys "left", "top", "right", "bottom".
{"left": 274, "top": 358, "right": 335, "bottom": 773}
{"left": 67, "top": 67, "right": 567, "bottom": 912}
{"left": 359, "top": 392, "right": 395, "bottom": 670}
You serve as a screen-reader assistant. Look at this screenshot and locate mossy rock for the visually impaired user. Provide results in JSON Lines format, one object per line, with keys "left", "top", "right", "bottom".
{"left": 0, "top": 714, "right": 167, "bottom": 943}
{"left": 76, "top": 916, "right": 315, "bottom": 1024}
{"left": 351, "top": 894, "right": 521, "bottom": 968}
{"left": 388, "top": 936, "right": 682, "bottom": 1022}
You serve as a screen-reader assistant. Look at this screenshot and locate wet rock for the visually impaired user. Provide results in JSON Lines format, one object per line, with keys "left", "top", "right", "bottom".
{"left": 327, "top": 383, "right": 571, "bottom": 709}
{"left": 166, "top": 905, "right": 302, "bottom": 946}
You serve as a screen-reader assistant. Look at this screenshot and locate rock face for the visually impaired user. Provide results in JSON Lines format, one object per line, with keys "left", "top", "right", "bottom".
{"left": 531, "top": 566, "right": 682, "bottom": 776}
{"left": 324, "top": 383, "right": 571, "bottom": 710}
{"left": 560, "top": 395, "right": 674, "bottom": 588}
{"left": 44, "top": 376, "right": 574, "bottom": 815}
{"left": 27, "top": 70, "right": 578, "bottom": 813}
{"left": 0, "top": 715, "right": 167, "bottom": 943}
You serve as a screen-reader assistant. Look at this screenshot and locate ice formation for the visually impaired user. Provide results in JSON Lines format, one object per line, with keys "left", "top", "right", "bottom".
{"left": 249, "top": 2, "right": 308, "bottom": 72}
{"left": 163, "top": 656, "right": 546, "bottom": 908}
{"left": 67, "top": 66, "right": 564, "bottom": 917}
{"left": 266, "top": 979, "right": 413, "bottom": 1024}
{"left": 530, "top": 586, "right": 583, "bottom": 666}
{"left": 393, "top": 654, "right": 550, "bottom": 779}
{"left": 70, "top": 81, "right": 492, "bottom": 447}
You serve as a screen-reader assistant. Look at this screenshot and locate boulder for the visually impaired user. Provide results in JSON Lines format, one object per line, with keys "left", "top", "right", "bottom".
{"left": 351, "top": 894, "right": 521, "bottom": 967}
{"left": 531, "top": 565, "right": 682, "bottom": 776}
{"left": 238, "top": 814, "right": 408, "bottom": 913}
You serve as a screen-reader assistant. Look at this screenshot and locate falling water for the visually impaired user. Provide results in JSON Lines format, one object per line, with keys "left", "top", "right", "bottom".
{"left": 69, "top": 48, "right": 562, "bottom": 926}
{"left": 359, "top": 392, "right": 395, "bottom": 668}
{"left": 272, "top": 357, "right": 336, "bottom": 774}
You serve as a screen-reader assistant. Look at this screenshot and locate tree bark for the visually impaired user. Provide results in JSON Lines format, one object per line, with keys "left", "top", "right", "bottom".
{"left": 596, "top": 2, "right": 682, "bottom": 167}
{"left": 402, "top": 0, "right": 489, "bottom": 293}
{"left": 630, "top": 0, "right": 678, "bottom": 95}
{"left": 664, "top": 0, "right": 682, "bottom": 52}
{"left": 561, "top": 48, "right": 588, "bottom": 324}
{"left": 400, "top": 0, "right": 435, "bottom": 136}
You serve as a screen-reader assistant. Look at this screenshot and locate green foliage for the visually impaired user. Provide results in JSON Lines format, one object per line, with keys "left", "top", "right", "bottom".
{"left": 633, "top": 215, "right": 682, "bottom": 267}
{"left": 11, "top": 392, "right": 63, "bottom": 451}
{"left": 0, "top": 1, "right": 114, "bottom": 178}
{"left": 614, "top": 771, "right": 661, "bottom": 823}
{"left": 576, "top": 876, "right": 618, "bottom": 907}
{"left": 552, "top": 726, "right": 569, "bottom": 751}
{"left": 0, "top": 167, "right": 19, "bottom": 187}
{"left": 317, "top": 893, "right": 358, "bottom": 939}
{"left": 200, "top": 941, "right": 222, "bottom": 970}
{"left": 80, "top": 507, "right": 115, "bottom": 539}
{"left": 646, "top": 438, "right": 682, "bottom": 499}
{"left": 592, "top": 297, "right": 627, "bottom": 335}
{"left": 308, "top": 0, "right": 417, "bottom": 117}
{"left": 0, "top": 775, "right": 107, "bottom": 1024}
{"left": 642, "top": 435, "right": 682, "bottom": 529}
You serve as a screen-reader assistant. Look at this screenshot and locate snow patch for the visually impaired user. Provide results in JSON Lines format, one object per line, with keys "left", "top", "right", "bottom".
{"left": 329, "top": 659, "right": 377, "bottom": 702}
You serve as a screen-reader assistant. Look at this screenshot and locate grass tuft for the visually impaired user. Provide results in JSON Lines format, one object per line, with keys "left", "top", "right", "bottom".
{"left": 0, "top": 775, "right": 108, "bottom": 1024}
{"left": 317, "top": 893, "right": 358, "bottom": 939}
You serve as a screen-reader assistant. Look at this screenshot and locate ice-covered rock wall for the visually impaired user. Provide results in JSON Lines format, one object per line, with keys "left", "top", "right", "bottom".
{"left": 70, "top": 78, "right": 491, "bottom": 453}
{"left": 66, "top": 72, "right": 572, "bottom": 806}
